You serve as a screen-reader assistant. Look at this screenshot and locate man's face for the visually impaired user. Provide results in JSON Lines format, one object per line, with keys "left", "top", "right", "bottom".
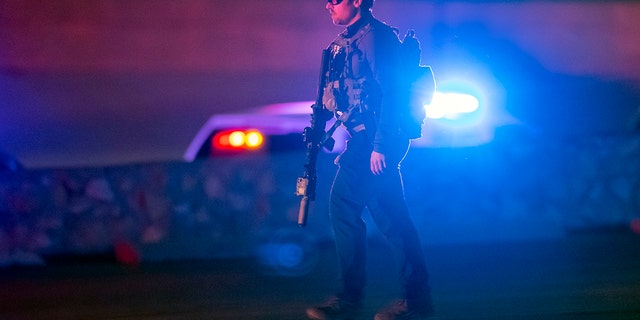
{"left": 326, "top": 0, "right": 361, "bottom": 26}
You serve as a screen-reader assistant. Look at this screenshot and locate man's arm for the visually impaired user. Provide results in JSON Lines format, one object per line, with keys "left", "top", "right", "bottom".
{"left": 363, "top": 24, "right": 403, "bottom": 153}
{"left": 360, "top": 24, "right": 403, "bottom": 174}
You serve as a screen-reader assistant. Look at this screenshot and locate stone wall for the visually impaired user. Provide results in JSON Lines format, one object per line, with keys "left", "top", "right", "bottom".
{"left": 2, "top": 133, "right": 640, "bottom": 266}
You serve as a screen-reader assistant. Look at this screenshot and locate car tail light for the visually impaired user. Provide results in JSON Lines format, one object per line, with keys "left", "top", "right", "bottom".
{"left": 212, "top": 129, "right": 265, "bottom": 152}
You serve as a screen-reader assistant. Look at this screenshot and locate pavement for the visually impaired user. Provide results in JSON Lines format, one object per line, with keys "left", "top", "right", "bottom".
{"left": 1, "top": 231, "right": 640, "bottom": 320}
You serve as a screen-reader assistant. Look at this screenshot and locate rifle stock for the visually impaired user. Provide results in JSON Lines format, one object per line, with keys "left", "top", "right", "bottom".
{"left": 295, "top": 49, "right": 331, "bottom": 227}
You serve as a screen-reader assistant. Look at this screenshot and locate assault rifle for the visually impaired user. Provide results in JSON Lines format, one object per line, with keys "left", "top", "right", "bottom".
{"left": 295, "top": 49, "right": 336, "bottom": 227}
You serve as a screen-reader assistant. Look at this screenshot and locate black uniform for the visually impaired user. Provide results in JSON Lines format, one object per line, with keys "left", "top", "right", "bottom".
{"left": 323, "top": 12, "right": 432, "bottom": 310}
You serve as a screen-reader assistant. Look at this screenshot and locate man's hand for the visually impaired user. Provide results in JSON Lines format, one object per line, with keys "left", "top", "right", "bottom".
{"left": 370, "top": 151, "right": 386, "bottom": 175}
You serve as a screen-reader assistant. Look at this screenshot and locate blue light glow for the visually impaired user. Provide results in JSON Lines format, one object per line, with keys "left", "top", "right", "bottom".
{"left": 425, "top": 92, "right": 480, "bottom": 120}
{"left": 254, "top": 228, "right": 319, "bottom": 277}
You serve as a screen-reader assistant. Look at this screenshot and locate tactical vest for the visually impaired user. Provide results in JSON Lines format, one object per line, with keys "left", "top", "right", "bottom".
{"left": 322, "top": 19, "right": 433, "bottom": 140}
{"left": 322, "top": 21, "right": 381, "bottom": 134}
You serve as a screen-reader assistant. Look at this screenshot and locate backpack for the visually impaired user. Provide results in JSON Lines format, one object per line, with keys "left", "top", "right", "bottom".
{"left": 399, "top": 30, "right": 435, "bottom": 139}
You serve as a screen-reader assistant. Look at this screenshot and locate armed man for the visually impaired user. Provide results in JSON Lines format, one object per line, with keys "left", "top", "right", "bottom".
{"left": 304, "top": 0, "right": 435, "bottom": 319}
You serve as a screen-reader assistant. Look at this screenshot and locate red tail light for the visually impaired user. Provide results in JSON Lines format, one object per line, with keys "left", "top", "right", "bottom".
{"left": 212, "top": 129, "right": 264, "bottom": 152}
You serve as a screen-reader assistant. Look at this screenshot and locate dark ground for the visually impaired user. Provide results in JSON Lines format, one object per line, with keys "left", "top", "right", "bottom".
{"left": 1, "top": 231, "right": 640, "bottom": 320}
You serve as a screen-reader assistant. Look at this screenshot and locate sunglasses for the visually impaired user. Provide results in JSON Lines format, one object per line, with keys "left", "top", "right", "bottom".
{"left": 327, "top": 0, "right": 344, "bottom": 5}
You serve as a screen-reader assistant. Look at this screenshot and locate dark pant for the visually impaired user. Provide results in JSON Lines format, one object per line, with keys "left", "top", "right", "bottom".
{"left": 329, "top": 133, "right": 430, "bottom": 305}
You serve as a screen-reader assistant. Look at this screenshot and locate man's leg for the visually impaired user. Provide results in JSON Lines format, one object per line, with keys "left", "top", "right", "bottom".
{"left": 367, "top": 159, "right": 433, "bottom": 319}
{"left": 330, "top": 163, "right": 369, "bottom": 304}
{"left": 307, "top": 141, "right": 371, "bottom": 319}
